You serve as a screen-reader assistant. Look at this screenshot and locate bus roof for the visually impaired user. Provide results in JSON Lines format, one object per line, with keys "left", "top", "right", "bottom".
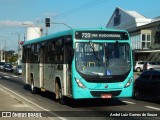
{"left": 23, "top": 28, "right": 128, "bottom": 46}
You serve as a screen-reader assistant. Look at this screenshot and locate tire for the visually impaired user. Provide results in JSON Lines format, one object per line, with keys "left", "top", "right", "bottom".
{"left": 55, "top": 82, "right": 65, "bottom": 105}
{"left": 31, "top": 78, "right": 36, "bottom": 94}
{"left": 134, "top": 89, "right": 142, "bottom": 100}
{"left": 149, "top": 68, "right": 154, "bottom": 71}
{"left": 136, "top": 67, "right": 141, "bottom": 72}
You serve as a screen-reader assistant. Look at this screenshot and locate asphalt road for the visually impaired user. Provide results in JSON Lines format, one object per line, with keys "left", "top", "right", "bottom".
{"left": 0, "top": 71, "right": 159, "bottom": 120}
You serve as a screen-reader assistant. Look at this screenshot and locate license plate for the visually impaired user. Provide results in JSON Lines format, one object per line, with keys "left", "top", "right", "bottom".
{"left": 101, "top": 94, "right": 112, "bottom": 98}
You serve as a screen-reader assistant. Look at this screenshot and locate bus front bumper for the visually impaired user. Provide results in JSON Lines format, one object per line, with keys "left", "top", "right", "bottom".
{"left": 72, "top": 87, "right": 133, "bottom": 99}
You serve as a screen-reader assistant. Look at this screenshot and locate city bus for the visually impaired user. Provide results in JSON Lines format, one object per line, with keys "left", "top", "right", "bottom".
{"left": 22, "top": 28, "right": 134, "bottom": 104}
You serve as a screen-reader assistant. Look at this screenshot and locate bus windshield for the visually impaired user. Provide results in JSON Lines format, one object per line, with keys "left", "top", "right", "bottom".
{"left": 76, "top": 42, "right": 131, "bottom": 76}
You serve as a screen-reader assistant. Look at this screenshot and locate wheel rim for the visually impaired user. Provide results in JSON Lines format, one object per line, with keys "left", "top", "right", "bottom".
{"left": 31, "top": 81, "right": 34, "bottom": 91}
{"left": 56, "top": 83, "right": 62, "bottom": 99}
{"left": 59, "top": 88, "right": 62, "bottom": 99}
{"left": 56, "top": 82, "right": 65, "bottom": 104}
{"left": 137, "top": 68, "right": 140, "bottom": 72}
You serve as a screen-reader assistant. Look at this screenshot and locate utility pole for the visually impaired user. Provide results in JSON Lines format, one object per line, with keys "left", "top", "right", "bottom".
{"left": 12, "top": 33, "right": 21, "bottom": 65}
{"left": 16, "top": 33, "right": 21, "bottom": 65}
{"left": 3, "top": 40, "right": 6, "bottom": 62}
{"left": 0, "top": 45, "right": 2, "bottom": 62}
{"left": 0, "top": 36, "right": 7, "bottom": 62}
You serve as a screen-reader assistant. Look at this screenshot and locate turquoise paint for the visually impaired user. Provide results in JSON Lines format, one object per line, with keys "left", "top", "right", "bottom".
{"left": 70, "top": 28, "right": 133, "bottom": 99}
{"left": 23, "top": 27, "right": 133, "bottom": 99}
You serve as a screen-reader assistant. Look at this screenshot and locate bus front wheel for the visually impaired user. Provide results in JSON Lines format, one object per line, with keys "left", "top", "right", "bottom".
{"left": 134, "top": 89, "right": 142, "bottom": 100}
{"left": 55, "top": 82, "right": 65, "bottom": 105}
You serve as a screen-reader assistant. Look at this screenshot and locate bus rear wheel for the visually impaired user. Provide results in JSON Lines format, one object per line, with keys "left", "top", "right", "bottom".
{"left": 55, "top": 82, "right": 65, "bottom": 105}
{"left": 31, "top": 78, "right": 36, "bottom": 94}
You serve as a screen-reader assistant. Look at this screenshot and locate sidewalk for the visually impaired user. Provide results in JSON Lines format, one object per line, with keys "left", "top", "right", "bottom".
{"left": 0, "top": 87, "right": 52, "bottom": 120}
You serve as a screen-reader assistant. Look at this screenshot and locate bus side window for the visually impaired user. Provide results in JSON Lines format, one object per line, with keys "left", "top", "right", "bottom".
{"left": 34, "top": 44, "right": 40, "bottom": 62}
{"left": 22, "top": 47, "right": 27, "bottom": 63}
{"left": 47, "top": 41, "right": 55, "bottom": 62}
{"left": 55, "top": 39, "right": 64, "bottom": 63}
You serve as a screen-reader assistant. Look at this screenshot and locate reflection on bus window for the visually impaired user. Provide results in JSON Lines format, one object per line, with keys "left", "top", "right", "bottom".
{"left": 76, "top": 43, "right": 131, "bottom": 76}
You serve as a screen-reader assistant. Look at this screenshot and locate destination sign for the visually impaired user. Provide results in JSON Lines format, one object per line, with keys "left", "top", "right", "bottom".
{"left": 75, "top": 31, "right": 128, "bottom": 40}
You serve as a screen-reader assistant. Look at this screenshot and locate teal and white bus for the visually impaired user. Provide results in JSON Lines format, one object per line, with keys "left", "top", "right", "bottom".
{"left": 22, "top": 28, "right": 134, "bottom": 104}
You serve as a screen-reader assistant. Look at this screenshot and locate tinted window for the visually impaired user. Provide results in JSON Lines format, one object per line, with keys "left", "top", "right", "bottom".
{"left": 151, "top": 71, "right": 160, "bottom": 81}
{"left": 0, "top": 62, "right": 5, "bottom": 65}
{"left": 18, "top": 65, "right": 22, "bottom": 68}
{"left": 143, "top": 62, "right": 147, "bottom": 65}
{"left": 139, "top": 62, "right": 144, "bottom": 64}
{"left": 30, "top": 44, "right": 40, "bottom": 62}
{"left": 46, "top": 38, "right": 64, "bottom": 63}
{"left": 47, "top": 40, "right": 55, "bottom": 62}
{"left": 139, "top": 71, "right": 151, "bottom": 81}
{"left": 5, "top": 64, "right": 13, "bottom": 68}
{"left": 152, "top": 62, "right": 156, "bottom": 65}
{"left": 22, "top": 47, "right": 27, "bottom": 63}
{"left": 76, "top": 43, "right": 131, "bottom": 76}
{"left": 55, "top": 39, "right": 64, "bottom": 63}
{"left": 157, "top": 62, "right": 160, "bottom": 65}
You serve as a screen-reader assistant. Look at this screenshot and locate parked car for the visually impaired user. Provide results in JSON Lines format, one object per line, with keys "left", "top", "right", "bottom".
{"left": 14, "top": 65, "right": 22, "bottom": 75}
{"left": 134, "top": 70, "right": 160, "bottom": 100}
{"left": 143, "top": 61, "right": 160, "bottom": 71}
{"left": 0, "top": 62, "right": 5, "bottom": 70}
{"left": 3, "top": 63, "right": 14, "bottom": 72}
{"left": 134, "top": 61, "right": 145, "bottom": 72}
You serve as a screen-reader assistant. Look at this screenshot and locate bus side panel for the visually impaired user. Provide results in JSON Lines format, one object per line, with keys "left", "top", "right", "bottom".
{"left": 44, "top": 64, "right": 56, "bottom": 92}
{"left": 44, "top": 64, "right": 64, "bottom": 94}
{"left": 22, "top": 63, "right": 26, "bottom": 84}
{"left": 30, "top": 63, "right": 40, "bottom": 88}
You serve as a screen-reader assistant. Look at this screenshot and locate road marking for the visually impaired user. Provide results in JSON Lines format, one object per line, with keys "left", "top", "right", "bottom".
{"left": 1, "top": 73, "right": 7, "bottom": 74}
{"left": 122, "top": 101, "right": 136, "bottom": 104}
{"left": 145, "top": 106, "right": 160, "bottom": 111}
{"left": 0, "top": 85, "right": 67, "bottom": 120}
{"left": 12, "top": 75, "right": 18, "bottom": 78}
{"left": 4, "top": 76, "right": 11, "bottom": 78}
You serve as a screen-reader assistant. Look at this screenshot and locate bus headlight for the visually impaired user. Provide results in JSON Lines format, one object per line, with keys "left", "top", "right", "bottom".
{"left": 74, "top": 77, "right": 86, "bottom": 88}
{"left": 124, "top": 78, "right": 133, "bottom": 88}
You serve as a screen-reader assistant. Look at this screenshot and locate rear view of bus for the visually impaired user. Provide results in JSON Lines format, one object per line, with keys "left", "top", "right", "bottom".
{"left": 72, "top": 29, "right": 133, "bottom": 99}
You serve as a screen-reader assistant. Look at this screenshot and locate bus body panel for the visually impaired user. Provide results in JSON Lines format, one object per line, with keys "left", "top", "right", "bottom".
{"left": 22, "top": 28, "right": 133, "bottom": 100}
{"left": 71, "top": 59, "right": 134, "bottom": 99}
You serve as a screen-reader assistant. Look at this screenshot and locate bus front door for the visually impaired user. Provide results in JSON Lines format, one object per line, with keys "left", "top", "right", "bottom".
{"left": 64, "top": 42, "right": 72, "bottom": 96}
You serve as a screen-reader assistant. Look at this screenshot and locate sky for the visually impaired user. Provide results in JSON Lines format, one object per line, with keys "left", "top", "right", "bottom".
{"left": 0, "top": 0, "right": 160, "bottom": 51}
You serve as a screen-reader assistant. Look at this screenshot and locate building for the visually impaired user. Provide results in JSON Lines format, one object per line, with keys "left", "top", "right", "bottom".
{"left": 106, "top": 7, "right": 160, "bottom": 62}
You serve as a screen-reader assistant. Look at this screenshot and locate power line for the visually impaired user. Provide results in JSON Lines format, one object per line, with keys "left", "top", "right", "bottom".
{"left": 54, "top": 0, "right": 109, "bottom": 19}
